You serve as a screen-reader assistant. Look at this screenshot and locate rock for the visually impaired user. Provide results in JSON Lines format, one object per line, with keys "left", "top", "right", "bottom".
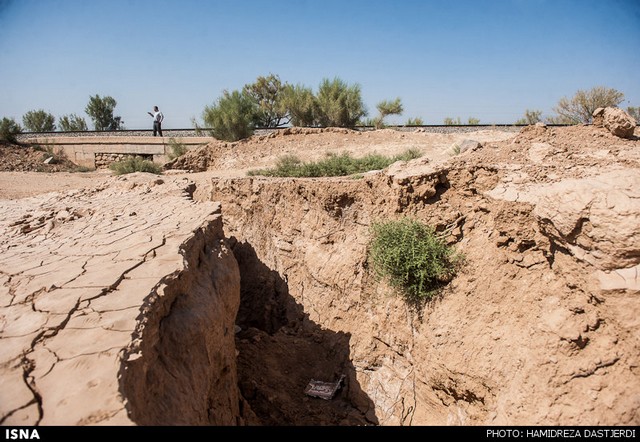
{"left": 600, "top": 107, "right": 636, "bottom": 138}
{"left": 592, "top": 108, "right": 605, "bottom": 128}
{"left": 459, "top": 139, "right": 481, "bottom": 154}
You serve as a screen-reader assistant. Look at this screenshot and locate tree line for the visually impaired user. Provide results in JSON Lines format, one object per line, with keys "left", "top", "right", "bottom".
{"left": 1, "top": 78, "right": 638, "bottom": 143}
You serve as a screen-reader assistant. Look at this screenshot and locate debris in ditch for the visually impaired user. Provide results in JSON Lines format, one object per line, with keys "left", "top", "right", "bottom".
{"left": 304, "top": 374, "right": 346, "bottom": 400}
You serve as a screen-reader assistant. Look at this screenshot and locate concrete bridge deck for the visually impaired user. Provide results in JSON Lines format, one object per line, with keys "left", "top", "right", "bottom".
{"left": 25, "top": 136, "right": 210, "bottom": 169}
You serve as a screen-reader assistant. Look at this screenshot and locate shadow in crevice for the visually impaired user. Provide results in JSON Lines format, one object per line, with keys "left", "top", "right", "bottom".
{"left": 231, "top": 239, "right": 378, "bottom": 426}
{"left": 426, "top": 181, "right": 450, "bottom": 205}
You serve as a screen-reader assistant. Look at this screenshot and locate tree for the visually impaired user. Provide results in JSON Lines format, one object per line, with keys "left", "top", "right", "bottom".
{"left": 551, "top": 86, "right": 624, "bottom": 124}
{"left": 374, "top": 97, "right": 403, "bottom": 128}
{"left": 467, "top": 117, "right": 480, "bottom": 125}
{"left": 443, "top": 117, "right": 461, "bottom": 125}
{"left": 202, "top": 89, "right": 258, "bottom": 141}
{"left": 515, "top": 109, "right": 542, "bottom": 125}
{"left": 85, "top": 94, "right": 124, "bottom": 130}
{"left": 281, "top": 84, "right": 317, "bottom": 127}
{"left": 406, "top": 117, "right": 424, "bottom": 126}
{"left": 242, "top": 74, "right": 289, "bottom": 128}
{"left": 0, "top": 117, "right": 22, "bottom": 143}
{"left": 59, "top": 114, "right": 88, "bottom": 131}
{"left": 22, "top": 109, "right": 55, "bottom": 132}
{"left": 315, "top": 77, "right": 367, "bottom": 127}
{"left": 627, "top": 106, "right": 640, "bottom": 122}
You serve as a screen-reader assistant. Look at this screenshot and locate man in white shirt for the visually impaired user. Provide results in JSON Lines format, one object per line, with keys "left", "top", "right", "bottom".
{"left": 147, "top": 106, "right": 164, "bottom": 137}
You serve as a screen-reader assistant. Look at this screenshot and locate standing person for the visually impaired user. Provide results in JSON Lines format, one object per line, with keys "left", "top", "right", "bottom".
{"left": 147, "top": 106, "right": 164, "bottom": 137}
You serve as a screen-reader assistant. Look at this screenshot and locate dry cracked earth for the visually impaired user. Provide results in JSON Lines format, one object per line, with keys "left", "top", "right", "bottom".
{"left": 0, "top": 125, "right": 638, "bottom": 426}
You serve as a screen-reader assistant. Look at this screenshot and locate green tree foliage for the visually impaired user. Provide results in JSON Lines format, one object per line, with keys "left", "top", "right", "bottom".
{"left": 315, "top": 77, "right": 367, "bottom": 127}
{"left": 551, "top": 86, "right": 624, "bottom": 124}
{"left": 202, "top": 89, "right": 258, "bottom": 141}
{"left": 515, "top": 109, "right": 542, "bottom": 125}
{"left": 368, "top": 218, "right": 462, "bottom": 305}
{"left": 85, "top": 95, "right": 124, "bottom": 130}
{"left": 374, "top": 97, "right": 403, "bottom": 128}
{"left": 22, "top": 109, "right": 56, "bottom": 132}
{"left": 281, "top": 84, "right": 317, "bottom": 127}
{"left": 242, "top": 74, "right": 289, "bottom": 128}
{"left": 58, "top": 114, "right": 88, "bottom": 131}
{"left": 406, "top": 117, "right": 424, "bottom": 126}
{"left": 0, "top": 117, "right": 22, "bottom": 143}
{"left": 626, "top": 106, "right": 640, "bottom": 122}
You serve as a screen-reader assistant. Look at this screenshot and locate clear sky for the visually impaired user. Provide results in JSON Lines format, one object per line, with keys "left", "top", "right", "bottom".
{"left": 0, "top": 0, "right": 638, "bottom": 129}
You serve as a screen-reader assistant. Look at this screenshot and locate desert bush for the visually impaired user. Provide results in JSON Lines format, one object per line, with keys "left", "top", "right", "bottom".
{"left": 281, "top": 84, "right": 317, "bottom": 127}
{"left": 375, "top": 98, "right": 403, "bottom": 128}
{"left": 0, "top": 117, "right": 22, "bottom": 143}
{"left": 22, "top": 109, "right": 56, "bottom": 132}
{"left": 368, "top": 218, "right": 462, "bottom": 304}
{"left": 85, "top": 94, "right": 124, "bottom": 130}
{"left": 406, "top": 117, "right": 424, "bottom": 126}
{"left": 59, "top": 114, "right": 88, "bottom": 131}
{"left": 203, "top": 90, "right": 257, "bottom": 141}
{"left": 315, "top": 77, "right": 367, "bottom": 127}
{"left": 515, "top": 109, "right": 542, "bottom": 125}
{"left": 248, "top": 148, "right": 420, "bottom": 177}
{"left": 443, "top": 117, "right": 461, "bottom": 125}
{"left": 167, "top": 138, "right": 188, "bottom": 160}
{"left": 109, "top": 156, "right": 162, "bottom": 175}
{"left": 626, "top": 106, "right": 639, "bottom": 122}
{"left": 550, "top": 86, "right": 624, "bottom": 124}
{"left": 243, "top": 74, "right": 289, "bottom": 128}
{"left": 72, "top": 166, "right": 95, "bottom": 173}
{"left": 467, "top": 117, "right": 480, "bottom": 125}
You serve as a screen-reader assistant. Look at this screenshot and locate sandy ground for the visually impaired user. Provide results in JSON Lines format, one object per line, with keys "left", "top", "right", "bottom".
{"left": 0, "top": 129, "right": 515, "bottom": 200}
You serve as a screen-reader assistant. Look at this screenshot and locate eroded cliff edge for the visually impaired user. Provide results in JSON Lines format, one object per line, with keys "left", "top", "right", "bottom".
{"left": 0, "top": 175, "right": 242, "bottom": 425}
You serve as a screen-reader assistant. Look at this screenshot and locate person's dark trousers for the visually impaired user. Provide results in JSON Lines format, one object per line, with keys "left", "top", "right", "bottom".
{"left": 153, "top": 121, "right": 162, "bottom": 137}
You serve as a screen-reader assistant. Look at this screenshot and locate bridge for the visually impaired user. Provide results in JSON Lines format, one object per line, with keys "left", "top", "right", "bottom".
{"left": 23, "top": 135, "right": 210, "bottom": 169}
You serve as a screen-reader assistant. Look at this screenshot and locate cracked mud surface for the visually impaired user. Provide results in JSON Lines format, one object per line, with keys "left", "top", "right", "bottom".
{"left": 0, "top": 174, "right": 225, "bottom": 425}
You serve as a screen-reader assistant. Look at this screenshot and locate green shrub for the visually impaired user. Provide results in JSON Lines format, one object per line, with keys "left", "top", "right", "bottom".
{"left": 59, "top": 114, "right": 88, "bottom": 131}
{"left": 73, "top": 166, "right": 95, "bottom": 173}
{"left": 23, "top": 109, "right": 56, "bottom": 132}
{"left": 109, "top": 156, "right": 162, "bottom": 175}
{"left": 406, "top": 117, "right": 424, "bottom": 126}
{"left": 167, "top": 138, "right": 188, "bottom": 160}
{"left": 282, "top": 84, "right": 317, "bottom": 127}
{"left": 375, "top": 98, "right": 403, "bottom": 128}
{"left": 315, "top": 77, "right": 367, "bottom": 127}
{"left": 0, "top": 117, "right": 22, "bottom": 143}
{"left": 368, "top": 218, "right": 462, "bottom": 305}
{"left": 248, "top": 148, "right": 421, "bottom": 177}
{"left": 243, "top": 74, "right": 289, "bottom": 128}
{"left": 203, "top": 89, "right": 257, "bottom": 141}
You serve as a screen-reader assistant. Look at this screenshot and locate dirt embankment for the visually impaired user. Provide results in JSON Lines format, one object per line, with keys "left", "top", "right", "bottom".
{"left": 203, "top": 125, "right": 639, "bottom": 425}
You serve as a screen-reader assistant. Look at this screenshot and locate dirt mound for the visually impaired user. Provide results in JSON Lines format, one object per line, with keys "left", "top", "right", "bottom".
{"left": 208, "top": 124, "right": 640, "bottom": 425}
{"left": 169, "top": 127, "right": 515, "bottom": 173}
{"left": 0, "top": 143, "right": 79, "bottom": 172}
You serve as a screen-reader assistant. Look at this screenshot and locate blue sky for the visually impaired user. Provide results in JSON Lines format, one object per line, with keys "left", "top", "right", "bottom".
{"left": 0, "top": 0, "right": 638, "bottom": 129}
